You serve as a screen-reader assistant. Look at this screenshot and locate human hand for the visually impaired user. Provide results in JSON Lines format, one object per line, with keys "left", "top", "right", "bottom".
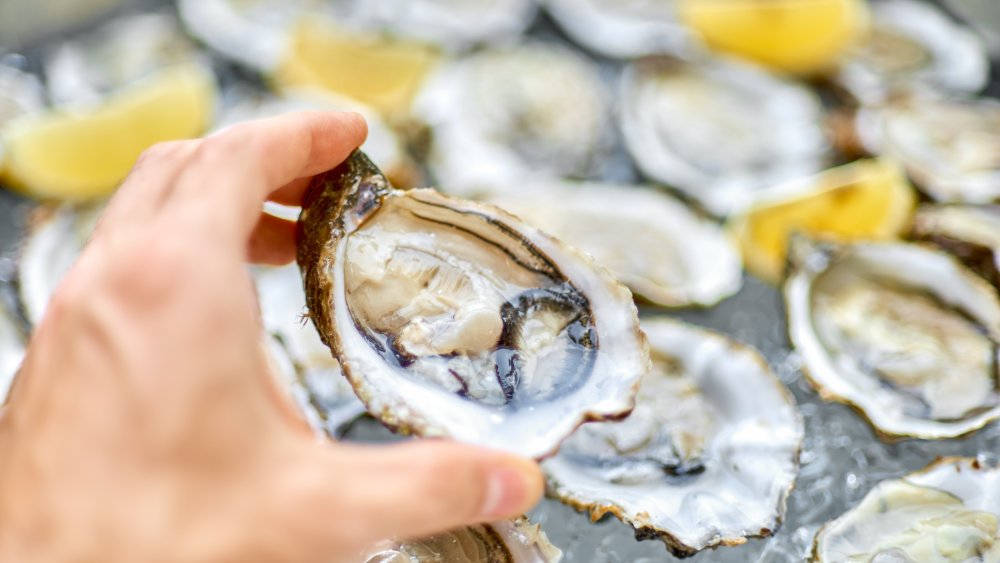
{"left": 0, "top": 112, "right": 544, "bottom": 563}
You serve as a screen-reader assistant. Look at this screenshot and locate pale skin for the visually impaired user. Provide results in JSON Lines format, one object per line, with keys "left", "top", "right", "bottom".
{"left": 0, "top": 112, "right": 544, "bottom": 563}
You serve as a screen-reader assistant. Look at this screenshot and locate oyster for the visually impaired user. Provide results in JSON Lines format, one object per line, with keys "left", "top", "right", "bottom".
{"left": 910, "top": 204, "right": 1000, "bottom": 288}
{"left": 297, "top": 151, "right": 647, "bottom": 459}
{"left": 413, "top": 43, "right": 613, "bottom": 196}
{"left": 856, "top": 95, "right": 1000, "bottom": 203}
{"left": 812, "top": 457, "right": 1000, "bottom": 562}
{"left": 327, "top": 0, "right": 538, "bottom": 51}
{"left": 543, "top": 0, "right": 697, "bottom": 59}
{"left": 177, "top": 0, "right": 308, "bottom": 70}
{"left": 255, "top": 264, "right": 366, "bottom": 437}
{"left": 362, "top": 517, "right": 562, "bottom": 562}
{"left": 45, "top": 12, "right": 200, "bottom": 106}
{"left": 18, "top": 203, "right": 103, "bottom": 326}
{"left": 620, "top": 56, "right": 829, "bottom": 216}
{"left": 835, "top": 0, "right": 989, "bottom": 105}
{"left": 543, "top": 319, "right": 803, "bottom": 557}
{"left": 785, "top": 237, "right": 1000, "bottom": 440}
{"left": 486, "top": 182, "right": 742, "bottom": 308}
{"left": 0, "top": 294, "right": 25, "bottom": 404}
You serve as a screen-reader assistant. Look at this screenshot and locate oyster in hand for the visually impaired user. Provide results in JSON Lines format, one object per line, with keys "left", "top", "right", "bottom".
{"left": 363, "top": 517, "right": 562, "bottom": 562}
{"left": 297, "top": 151, "right": 647, "bottom": 459}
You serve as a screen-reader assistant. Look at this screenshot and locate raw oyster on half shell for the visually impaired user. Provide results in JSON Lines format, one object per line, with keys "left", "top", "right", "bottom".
{"left": 856, "top": 95, "right": 1000, "bottom": 203}
{"left": 835, "top": 0, "right": 989, "bottom": 105}
{"left": 544, "top": 319, "right": 803, "bottom": 557}
{"left": 785, "top": 237, "right": 1000, "bottom": 440}
{"left": 297, "top": 151, "right": 647, "bottom": 459}
{"left": 812, "top": 457, "right": 1000, "bottom": 562}
{"left": 620, "top": 56, "right": 829, "bottom": 216}
{"left": 486, "top": 182, "right": 742, "bottom": 308}
{"left": 363, "top": 517, "right": 562, "bottom": 562}
{"left": 413, "top": 43, "right": 613, "bottom": 196}
{"left": 910, "top": 204, "right": 1000, "bottom": 289}
{"left": 543, "top": 0, "right": 697, "bottom": 59}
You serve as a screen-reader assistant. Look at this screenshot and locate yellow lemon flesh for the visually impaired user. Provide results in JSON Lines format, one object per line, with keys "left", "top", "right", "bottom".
{"left": 728, "top": 158, "right": 916, "bottom": 283}
{"left": 1, "top": 63, "right": 215, "bottom": 201}
{"left": 677, "top": 0, "right": 870, "bottom": 74}
{"left": 274, "top": 19, "right": 439, "bottom": 117}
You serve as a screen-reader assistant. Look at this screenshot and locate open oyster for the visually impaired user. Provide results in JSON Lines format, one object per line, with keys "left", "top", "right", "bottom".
{"left": 543, "top": 0, "right": 697, "bottom": 59}
{"left": 620, "top": 56, "right": 829, "bottom": 216}
{"left": 856, "top": 95, "right": 1000, "bottom": 203}
{"left": 543, "top": 319, "right": 803, "bottom": 557}
{"left": 785, "top": 237, "right": 1000, "bottom": 440}
{"left": 363, "top": 517, "right": 562, "bottom": 562}
{"left": 297, "top": 151, "right": 647, "bottom": 459}
{"left": 486, "top": 182, "right": 742, "bottom": 308}
{"left": 910, "top": 204, "right": 1000, "bottom": 289}
{"left": 835, "top": 0, "right": 989, "bottom": 105}
{"left": 0, "top": 295, "right": 25, "bottom": 404}
{"left": 812, "top": 457, "right": 1000, "bottom": 562}
{"left": 45, "top": 12, "right": 199, "bottom": 106}
{"left": 18, "top": 203, "right": 103, "bottom": 326}
{"left": 255, "top": 264, "right": 366, "bottom": 437}
{"left": 413, "top": 43, "right": 613, "bottom": 196}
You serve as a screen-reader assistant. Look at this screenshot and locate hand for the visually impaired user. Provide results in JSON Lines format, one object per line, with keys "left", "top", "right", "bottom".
{"left": 0, "top": 112, "right": 544, "bottom": 563}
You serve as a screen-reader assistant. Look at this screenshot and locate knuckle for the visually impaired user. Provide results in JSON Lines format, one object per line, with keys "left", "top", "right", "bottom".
{"left": 136, "top": 140, "right": 193, "bottom": 166}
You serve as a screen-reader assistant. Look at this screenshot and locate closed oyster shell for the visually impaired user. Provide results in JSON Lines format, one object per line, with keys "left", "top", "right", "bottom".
{"left": 857, "top": 95, "right": 1000, "bottom": 203}
{"left": 297, "top": 151, "right": 648, "bottom": 458}
{"left": 363, "top": 516, "right": 562, "bottom": 562}
{"left": 485, "top": 182, "right": 742, "bottom": 308}
{"left": 812, "top": 457, "right": 1000, "bottom": 562}
{"left": 785, "top": 237, "right": 1000, "bottom": 440}
{"left": 620, "top": 56, "right": 829, "bottom": 216}
{"left": 543, "top": 319, "right": 803, "bottom": 557}
{"left": 543, "top": 0, "right": 698, "bottom": 59}
{"left": 413, "top": 43, "right": 613, "bottom": 196}
{"left": 835, "top": 0, "right": 989, "bottom": 105}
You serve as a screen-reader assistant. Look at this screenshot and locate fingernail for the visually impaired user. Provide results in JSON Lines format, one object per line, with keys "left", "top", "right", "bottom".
{"left": 480, "top": 464, "right": 536, "bottom": 519}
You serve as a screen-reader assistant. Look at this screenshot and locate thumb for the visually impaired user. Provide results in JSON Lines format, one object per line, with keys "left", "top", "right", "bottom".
{"left": 317, "top": 440, "right": 544, "bottom": 544}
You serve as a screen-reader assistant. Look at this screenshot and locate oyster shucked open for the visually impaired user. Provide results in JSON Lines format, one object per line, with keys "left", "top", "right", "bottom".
{"left": 297, "top": 151, "right": 648, "bottom": 458}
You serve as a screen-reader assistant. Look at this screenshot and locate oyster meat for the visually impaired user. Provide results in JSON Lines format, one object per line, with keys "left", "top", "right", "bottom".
{"left": 910, "top": 204, "right": 1000, "bottom": 289}
{"left": 835, "top": 0, "right": 989, "bottom": 105}
{"left": 620, "top": 56, "right": 829, "bottom": 216}
{"left": 486, "top": 182, "right": 742, "bottom": 308}
{"left": 255, "top": 263, "right": 366, "bottom": 437}
{"left": 543, "top": 319, "right": 803, "bottom": 557}
{"left": 812, "top": 457, "right": 1000, "bottom": 562}
{"left": 785, "top": 237, "right": 1000, "bottom": 440}
{"left": 857, "top": 95, "right": 1000, "bottom": 203}
{"left": 362, "top": 517, "right": 562, "bottom": 562}
{"left": 413, "top": 43, "right": 613, "bottom": 196}
{"left": 297, "top": 151, "right": 647, "bottom": 459}
{"left": 543, "top": 0, "right": 697, "bottom": 59}
{"left": 45, "top": 12, "right": 200, "bottom": 106}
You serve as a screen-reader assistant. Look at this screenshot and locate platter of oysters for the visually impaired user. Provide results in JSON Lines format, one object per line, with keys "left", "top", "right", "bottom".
{"left": 3, "top": 0, "right": 1000, "bottom": 561}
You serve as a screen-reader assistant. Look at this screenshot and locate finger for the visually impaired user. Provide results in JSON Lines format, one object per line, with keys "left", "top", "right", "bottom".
{"left": 247, "top": 213, "right": 297, "bottom": 265}
{"left": 269, "top": 176, "right": 313, "bottom": 207}
{"left": 309, "top": 441, "right": 544, "bottom": 545}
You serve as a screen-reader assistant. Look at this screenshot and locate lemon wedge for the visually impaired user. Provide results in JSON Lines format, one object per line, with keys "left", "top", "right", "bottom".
{"left": 274, "top": 19, "right": 439, "bottom": 117}
{"left": 1, "top": 63, "right": 215, "bottom": 201}
{"left": 728, "top": 158, "right": 916, "bottom": 283}
{"left": 677, "top": 0, "right": 870, "bottom": 74}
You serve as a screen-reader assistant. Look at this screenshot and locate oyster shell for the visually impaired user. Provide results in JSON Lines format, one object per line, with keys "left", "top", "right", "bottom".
{"left": 835, "top": 0, "right": 989, "bottom": 105}
{"left": 255, "top": 264, "right": 366, "bottom": 437}
{"left": 620, "top": 56, "right": 829, "bottom": 216}
{"left": 910, "top": 204, "right": 1000, "bottom": 289}
{"left": 543, "top": 319, "right": 803, "bottom": 557}
{"left": 177, "top": 0, "right": 308, "bottom": 70}
{"left": 297, "top": 151, "right": 647, "bottom": 459}
{"left": 413, "top": 43, "right": 613, "bottom": 196}
{"left": 856, "top": 94, "right": 1000, "bottom": 203}
{"left": 0, "top": 295, "right": 25, "bottom": 404}
{"left": 362, "top": 516, "right": 562, "bottom": 562}
{"left": 785, "top": 237, "right": 1000, "bottom": 440}
{"left": 543, "top": 0, "right": 697, "bottom": 59}
{"left": 18, "top": 203, "right": 103, "bottom": 326}
{"left": 485, "top": 182, "right": 742, "bottom": 308}
{"left": 812, "top": 457, "right": 1000, "bottom": 562}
